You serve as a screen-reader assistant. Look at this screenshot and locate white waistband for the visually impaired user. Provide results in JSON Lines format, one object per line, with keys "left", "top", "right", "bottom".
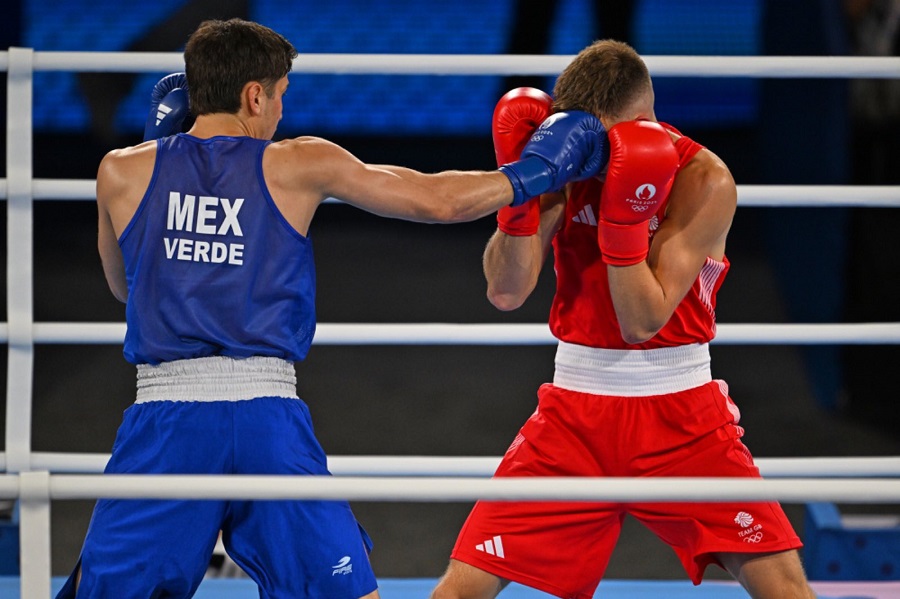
{"left": 136, "top": 356, "right": 298, "bottom": 403}
{"left": 552, "top": 341, "right": 712, "bottom": 397}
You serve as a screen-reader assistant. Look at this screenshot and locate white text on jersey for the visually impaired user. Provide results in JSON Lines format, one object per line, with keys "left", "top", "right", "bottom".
{"left": 164, "top": 192, "right": 245, "bottom": 265}
{"left": 167, "top": 192, "right": 244, "bottom": 236}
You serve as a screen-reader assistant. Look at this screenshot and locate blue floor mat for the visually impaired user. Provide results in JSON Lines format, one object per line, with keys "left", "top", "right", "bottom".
{"left": 1, "top": 577, "right": 898, "bottom": 598}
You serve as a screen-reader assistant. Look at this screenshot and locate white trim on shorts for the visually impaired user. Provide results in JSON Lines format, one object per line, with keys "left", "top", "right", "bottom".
{"left": 136, "top": 356, "right": 298, "bottom": 403}
{"left": 552, "top": 340, "right": 712, "bottom": 397}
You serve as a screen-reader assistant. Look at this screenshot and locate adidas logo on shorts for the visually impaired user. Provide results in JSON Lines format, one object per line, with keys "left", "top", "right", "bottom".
{"left": 475, "top": 535, "right": 505, "bottom": 559}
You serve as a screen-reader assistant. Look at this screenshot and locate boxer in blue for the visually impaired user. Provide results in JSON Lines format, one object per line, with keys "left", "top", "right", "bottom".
{"left": 56, "top": 18, "right": 607, "bottom": 599}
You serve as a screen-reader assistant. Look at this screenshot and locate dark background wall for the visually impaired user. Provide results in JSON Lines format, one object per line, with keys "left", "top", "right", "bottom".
{"left": 2, "top": 0, "right": 899, "bottom": 582}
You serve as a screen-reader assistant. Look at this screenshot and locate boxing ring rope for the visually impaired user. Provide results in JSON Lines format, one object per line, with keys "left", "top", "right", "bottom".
{"left": 3, "top": 453, "right": 900, "bottom": 478}
{"left": 3, "top": 49, "right": 900, "bottom": 597}
{"left": 5, "top": 179, "right": 900, "bottom": 206}
{"left": 3, "top": 322, "right": 900, "bottom": 345}
{"left": 6, "top": 51, "right": 900, "bottom": 77}
{"left": 3, "top": 473, "right": 900, "bottom": 504}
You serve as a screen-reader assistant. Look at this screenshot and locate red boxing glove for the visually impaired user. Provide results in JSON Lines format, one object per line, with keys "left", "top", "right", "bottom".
{"left": 493, "top": 88, "right": 552, "bottom": 236}
{"left": 598, "top": 120, "right": 679, "bottom": 266}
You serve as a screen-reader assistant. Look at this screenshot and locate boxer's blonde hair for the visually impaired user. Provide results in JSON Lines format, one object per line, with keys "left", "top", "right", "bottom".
{"left": 553, "top": 40, "right": 651, "bottom": 121}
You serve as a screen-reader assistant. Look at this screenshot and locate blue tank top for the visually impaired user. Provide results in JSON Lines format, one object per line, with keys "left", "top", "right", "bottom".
{"left": 119, "top": 134, "right": 316, "bottom": 365}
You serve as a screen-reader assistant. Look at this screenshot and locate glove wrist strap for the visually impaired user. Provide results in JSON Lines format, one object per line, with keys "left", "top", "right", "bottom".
{"left": 599, "top": 219, "right": 650, "bottom": 266}
{"left": 499, "top": 156, "right": 553, "bottom": 206}
{"left": 497, "top": 201, "right": 540, "bottom": 236}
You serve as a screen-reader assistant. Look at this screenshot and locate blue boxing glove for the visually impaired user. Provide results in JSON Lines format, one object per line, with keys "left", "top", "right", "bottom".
{"left": 143, "top": 73, "right": 190, "bottom": 141}
{"left": 499, "top": 111, "right": 609, "bottom": 206}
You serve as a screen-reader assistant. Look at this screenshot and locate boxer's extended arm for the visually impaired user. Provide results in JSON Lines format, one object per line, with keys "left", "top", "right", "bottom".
{"left": 263, "top": 113, "right": 607, "bottom": 231}
{"left": 366, "top": 110, "right": 605, "bottom": 219}
{"left": 263, "top": 138, "right": 515, "bottom": 233}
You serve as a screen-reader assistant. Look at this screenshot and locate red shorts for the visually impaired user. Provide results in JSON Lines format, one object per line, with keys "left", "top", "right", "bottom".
{"left": 451, "top": 380, "right": 802, "bottom": 599}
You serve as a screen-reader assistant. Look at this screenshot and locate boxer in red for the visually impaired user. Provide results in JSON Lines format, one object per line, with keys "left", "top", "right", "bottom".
{"left": 431, "top": 40, "right": 816, "bottom": 599}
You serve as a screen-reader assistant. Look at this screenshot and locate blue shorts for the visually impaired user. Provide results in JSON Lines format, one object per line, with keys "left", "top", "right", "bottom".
{"left": 56, "top": 397, "right": 377, "bottom": 599}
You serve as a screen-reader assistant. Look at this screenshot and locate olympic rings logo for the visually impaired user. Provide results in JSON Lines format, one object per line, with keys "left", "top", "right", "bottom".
{"left": 742, "top": 532, "right": 764, "bottom": 543}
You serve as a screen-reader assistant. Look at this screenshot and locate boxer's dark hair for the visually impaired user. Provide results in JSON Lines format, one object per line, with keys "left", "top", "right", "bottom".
{"left": 185, "top": 18, "right": 298, "bottom": 115}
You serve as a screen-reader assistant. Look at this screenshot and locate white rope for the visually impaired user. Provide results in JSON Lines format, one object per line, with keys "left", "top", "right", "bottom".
{"left": 14, "top": 452, "right": 900, "bottom": 478}
{"left": 1, "top": 51, "right": 897, "bottom": 78}
{"left": 3, "top": 322, "right": 899, "bottom": 345}
{"left": 736, "top": 185, "right": 900, "bottom": 207}
{"left": 3, "top": 179, "right": 900, "bottom": 207}
{"left": 0, "top": 473, "right": 898, "bottom": 504}
{"left": 712, "top": 323, "right": 900, "bottom": 344}
{"left": 328, "top": 455, "right": 900, "bottom": 479}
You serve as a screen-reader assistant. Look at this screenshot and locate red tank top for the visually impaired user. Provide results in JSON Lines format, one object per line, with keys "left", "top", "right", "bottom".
{"left": 548, "top": 123, "right": 730, "bottom": 349}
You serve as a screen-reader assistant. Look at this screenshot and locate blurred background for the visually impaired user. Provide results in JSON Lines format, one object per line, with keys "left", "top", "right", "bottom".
{"left": 1, "top": 0, "right": 899, "bottom": 583}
